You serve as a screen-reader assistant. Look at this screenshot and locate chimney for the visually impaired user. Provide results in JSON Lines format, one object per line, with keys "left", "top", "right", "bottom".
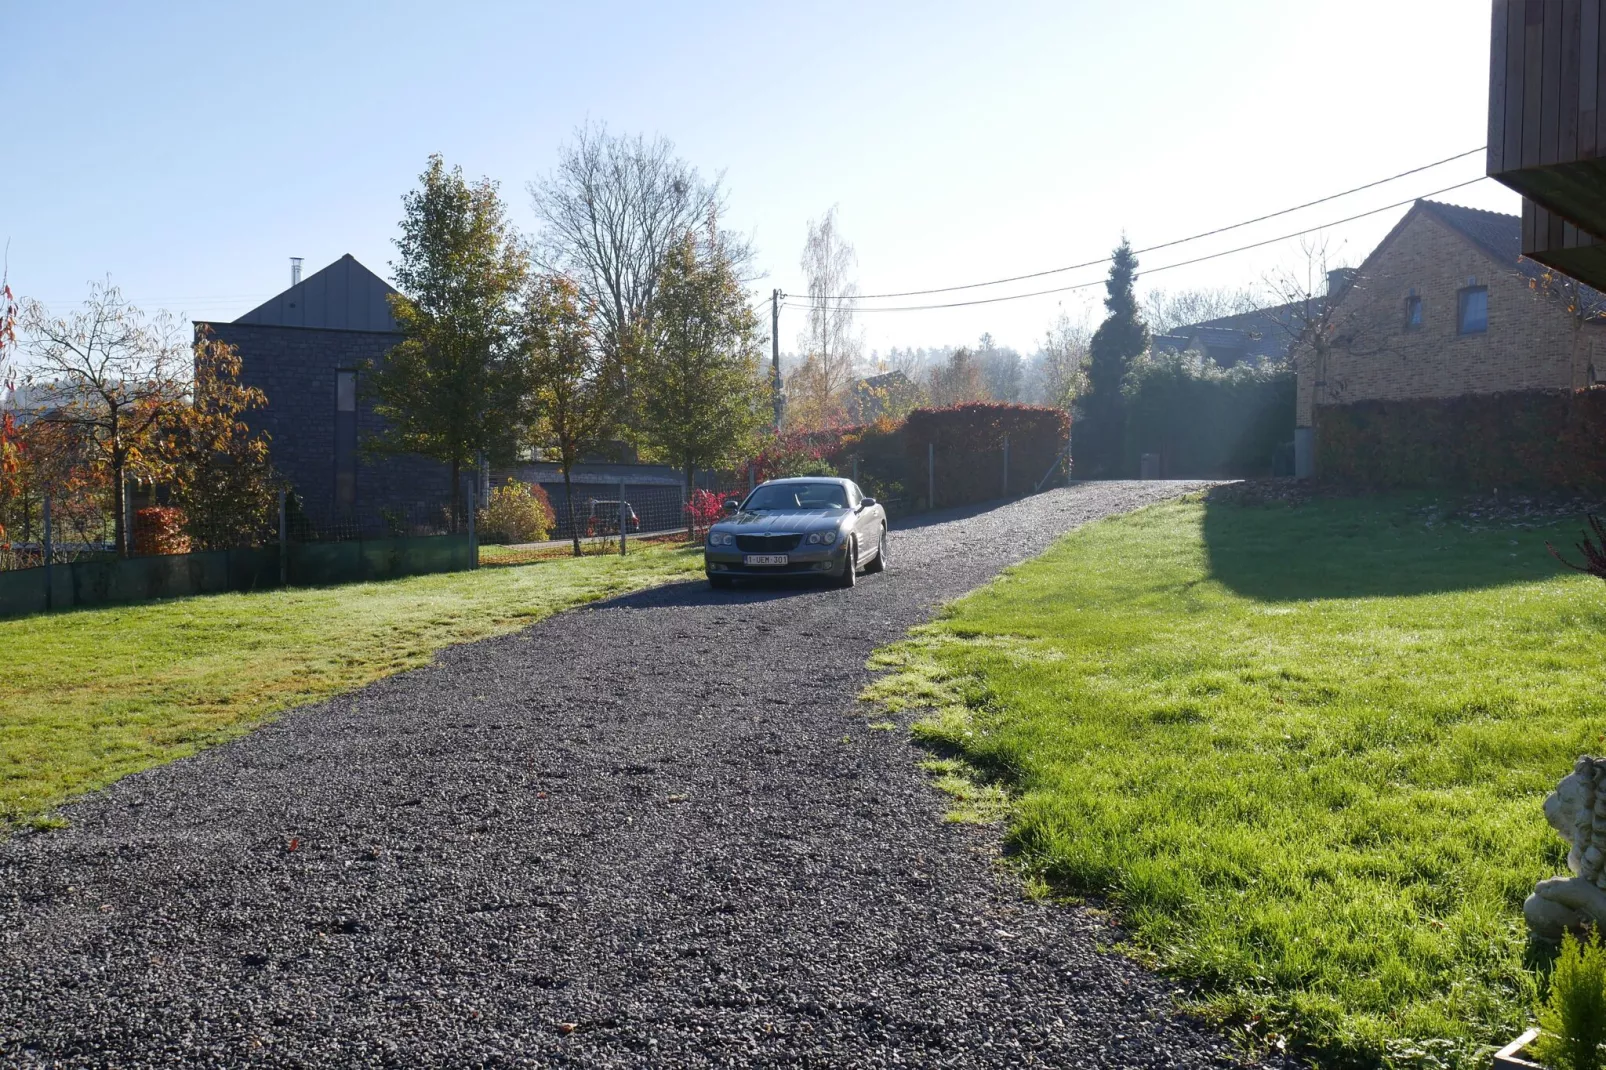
{"left": 1326, "top": 267, "right": 1357, "bottom": 301}
{"left": 290, "top": 257, "right": 304, "bottom": 287}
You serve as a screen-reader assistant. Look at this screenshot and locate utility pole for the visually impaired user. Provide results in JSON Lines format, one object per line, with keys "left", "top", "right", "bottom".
{"left": 771, "top": 288, "right": 785, "bottom": 430}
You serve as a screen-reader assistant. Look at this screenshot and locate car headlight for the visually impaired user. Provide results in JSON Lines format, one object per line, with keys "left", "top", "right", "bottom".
{"left": 707, "top": 532, "right": 734, "bottom": 546}
{"left": 806, "top": 531, "right": 838, "bottom": 545}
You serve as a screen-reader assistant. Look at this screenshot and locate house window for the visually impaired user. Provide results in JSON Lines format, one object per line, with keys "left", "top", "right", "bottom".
{"left": 1404, "top": 294, "right": 1422, "bottom": 329}
{"left": 335, "top": 370, "right": 357, "bottom": 509}
{"left": 1457, "top": 286, "right": 1488, "bottom": 334}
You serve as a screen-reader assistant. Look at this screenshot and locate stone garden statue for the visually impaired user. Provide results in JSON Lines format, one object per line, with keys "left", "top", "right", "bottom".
{"left": 1526, "top": 756, "right": 1606, "bottom": 941}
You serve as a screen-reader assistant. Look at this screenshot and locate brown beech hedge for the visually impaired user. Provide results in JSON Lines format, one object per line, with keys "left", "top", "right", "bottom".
{"left": 1315, "top": 389, "right": 1606, "bottom": 491}
{"left": 903, "top": 403, "right": 1071, "bottom": 509}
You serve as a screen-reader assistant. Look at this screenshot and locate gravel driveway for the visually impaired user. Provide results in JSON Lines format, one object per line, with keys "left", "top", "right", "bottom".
{"left": 1, "top": 481, "right": 1248, "bottom": 1069}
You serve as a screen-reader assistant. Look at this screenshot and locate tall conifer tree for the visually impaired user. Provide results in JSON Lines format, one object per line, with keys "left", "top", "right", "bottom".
{"left": 1078, "top": 239, "right": 1148, "bottom": 477}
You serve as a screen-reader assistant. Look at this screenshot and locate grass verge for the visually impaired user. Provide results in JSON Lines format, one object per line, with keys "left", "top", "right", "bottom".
{"left": 3, "top": 543, "right": 701, "bottom": 828}
{"left": 867, "top": 493, "right": 1606, "bottom": 1068}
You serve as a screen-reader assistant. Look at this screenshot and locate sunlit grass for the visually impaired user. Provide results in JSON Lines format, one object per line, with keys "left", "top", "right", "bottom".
{"left": 3, "top": 544, "right": 701, "bottom": 827}
{"left": 871, "top": 494, "right": 1605, "bottom": 1068}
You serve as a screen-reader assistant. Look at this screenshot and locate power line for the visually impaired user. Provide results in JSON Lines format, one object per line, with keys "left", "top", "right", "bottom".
{"left": 782, "top": 176, "right": 1490, "bottom": 313}
{"left": 800, "top": 147, "right": 1486, "bottom": 302}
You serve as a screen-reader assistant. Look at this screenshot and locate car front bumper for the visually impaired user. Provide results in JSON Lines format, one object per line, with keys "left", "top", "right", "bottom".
{"left": 704, "top": 543, "right": 846, "bottom": 577}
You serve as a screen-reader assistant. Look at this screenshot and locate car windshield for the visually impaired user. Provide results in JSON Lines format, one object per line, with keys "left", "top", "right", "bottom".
{"left": 742, "top": 482, "right": 847, "bottom": 511}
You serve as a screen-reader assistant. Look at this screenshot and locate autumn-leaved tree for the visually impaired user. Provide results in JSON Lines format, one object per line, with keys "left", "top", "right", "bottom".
{"left": 0, "top": 262, "right": 18, "bottom": 539}
{"left": 926, "top": 346, "right": 988, "bottom": 407}
{"left": 518, "top": 274, "right": 621, "bottom": 556}
{"left": 638, "top": 225, "right": 769, "bottom": 538}
{"left": 155, "top": 331, "right": 281, "bottom": 549}
{"left": 370, "top": 155, "right": 528, "bottom": 526}
{"left": 21, "top": 283, "right": 188, "bottom": 556}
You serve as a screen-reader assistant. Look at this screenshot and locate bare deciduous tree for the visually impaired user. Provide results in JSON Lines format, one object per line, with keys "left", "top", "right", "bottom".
{"left": 530, "top": 124, "right": 751, "bottom": 367}
{"left": 1030, "top": 310, "right": 1092, "bottom": 411}
{"left": 21, "top": 283, "right": 188, "bottom": 556}
{"left": 793, "top": 206, "right": 861, "bottom": 426}
{"left": 1263, "top": 237, "right": 1360, "bottom": 411}
{"left": 1142, "top": 285, "right": 1262, "bottom": 335}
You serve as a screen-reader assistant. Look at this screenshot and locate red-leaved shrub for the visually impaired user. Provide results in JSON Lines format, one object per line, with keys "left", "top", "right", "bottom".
{"left": 134, "top": 506, "right": 192, "bottom": 556}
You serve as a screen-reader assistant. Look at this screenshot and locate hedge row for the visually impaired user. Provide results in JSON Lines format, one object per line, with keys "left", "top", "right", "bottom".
{"left": 1315, "top": 389, "right": 1606, "bottom": 491}
{"left": 1123, "top": 359, "right": 1294, "bottom": 478}
{"left": 903, "top": 403, "right": 1070, "bottom": 509}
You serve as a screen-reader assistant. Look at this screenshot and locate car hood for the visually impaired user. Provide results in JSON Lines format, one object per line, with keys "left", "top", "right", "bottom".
{"left": 715, "top": 508, "right": 848, "bottom": 532}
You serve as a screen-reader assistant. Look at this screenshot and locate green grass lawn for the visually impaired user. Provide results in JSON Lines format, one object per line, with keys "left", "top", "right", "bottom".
{"left": 866, "top": 493, "right": 1606, "bottom": 1069}
{"left": 3, "top": 543, "right": 701, "bottom": 828}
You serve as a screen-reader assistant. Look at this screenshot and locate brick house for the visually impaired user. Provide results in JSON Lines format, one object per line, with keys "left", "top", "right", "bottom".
{"left": 1295, "top": 198, "right": 1605, "bottom": 476}
{"left": 197, "top": 255, "right": 452, "bottom": 527}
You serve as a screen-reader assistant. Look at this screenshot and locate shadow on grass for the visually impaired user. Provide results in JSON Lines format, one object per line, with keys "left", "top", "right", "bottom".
{"left": 1202, "top": 493, "right": 1576, "bottom": 601}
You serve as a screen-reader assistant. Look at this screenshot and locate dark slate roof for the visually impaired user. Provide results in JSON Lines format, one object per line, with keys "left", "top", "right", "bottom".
{"left": 1153, "top": 303, "right": 1305, "bottom": 366}
{"left": 1417, "top": 199, "right": 1522, "bottom": 267}
{"left": 235, "top": 254, "right": 400, "bottom": 332}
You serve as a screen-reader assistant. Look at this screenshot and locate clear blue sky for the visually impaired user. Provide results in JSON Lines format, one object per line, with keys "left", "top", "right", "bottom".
{"left": 3, "top": 0, "right": 1515, "bottom": 356}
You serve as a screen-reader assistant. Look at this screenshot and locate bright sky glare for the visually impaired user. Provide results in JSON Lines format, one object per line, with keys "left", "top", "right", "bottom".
{"left": 3, "top": 0, "right": 1516, "bottom": 358}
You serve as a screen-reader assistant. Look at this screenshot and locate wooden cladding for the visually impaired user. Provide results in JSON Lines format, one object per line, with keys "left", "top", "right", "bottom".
{"left": 1489, "top": 0, "right": 1605, "bottom": 175}
{"left": 1489, "top": 0, "right": 1606, "bottom": 284}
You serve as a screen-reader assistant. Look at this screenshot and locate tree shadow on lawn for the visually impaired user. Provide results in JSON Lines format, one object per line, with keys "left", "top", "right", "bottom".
{"left": 1201, "top": 492, "right": 1579, "bottom": 602}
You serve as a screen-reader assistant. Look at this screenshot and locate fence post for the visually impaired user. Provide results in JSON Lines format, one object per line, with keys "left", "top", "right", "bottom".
{"left": 124, "top": 477, "right": 135, "bottom": 557}
{"left": 1002, "top": 434, "right": 1010, "bottom": 498}
{"left": 42, "top": 488, "right": 53, "bottom": 613}
{"left": 278, "top": 489, "right": 288, "bottom": 587}
{"left": 467, "top": 482, "right": 478, "bottom": 568}
{"left": 618, "top": 479, "right": 627, "bottom": 557}
{"left": 927, "top": 442, "right": 935, "bottom": 511}
{"left": 852, "top": 457, "right": 859, "bottom": 484}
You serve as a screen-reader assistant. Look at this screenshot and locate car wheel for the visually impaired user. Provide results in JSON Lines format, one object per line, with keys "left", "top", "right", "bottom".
{"left": 836, "top": 536, "right": 858, "bottom": 588}
{"left": 865, "top": 525, "right": 888, "bottom": 573}
{"left": 708, "top": 573, "right": 734, "bottom": 590}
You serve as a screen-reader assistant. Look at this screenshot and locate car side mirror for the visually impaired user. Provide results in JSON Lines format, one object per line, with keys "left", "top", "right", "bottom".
{"left": 722, "top": 498, "right": 740, "bottom": 513}
{"left": 860, "top": 497, "right": 877, "bottom": 510}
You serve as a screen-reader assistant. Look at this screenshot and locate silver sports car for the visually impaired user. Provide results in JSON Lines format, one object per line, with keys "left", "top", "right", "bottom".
{"left": 703, "top": 477, "right": 889, "bottom": 590}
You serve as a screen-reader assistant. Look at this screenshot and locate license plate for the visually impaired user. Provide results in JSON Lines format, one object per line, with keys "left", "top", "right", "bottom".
{"left": 744, "top": 554, "right": 788, "bottom": 566}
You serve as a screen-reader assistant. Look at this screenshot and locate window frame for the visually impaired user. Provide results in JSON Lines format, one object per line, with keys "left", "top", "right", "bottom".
{"left": 1404, "top": 294, "right": 1423, "bottom": 330}
{"left": 334, "top": 369, "right": 358, "bottom": 509}
{"left": 1456, "top": 286, "right": 1488, "bottom": 335}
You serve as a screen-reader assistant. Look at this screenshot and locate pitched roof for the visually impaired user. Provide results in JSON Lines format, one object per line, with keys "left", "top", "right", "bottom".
{"left": 1415, "top": 199, "right": 1528, "bottom": 273}
{"left": 234, "top": 254, "right": 400, "bottom": 332}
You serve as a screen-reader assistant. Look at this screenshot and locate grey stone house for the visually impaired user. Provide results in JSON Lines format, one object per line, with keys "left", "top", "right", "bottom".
{"left": 197, "top": 255, "right": 451, "bottom": 529}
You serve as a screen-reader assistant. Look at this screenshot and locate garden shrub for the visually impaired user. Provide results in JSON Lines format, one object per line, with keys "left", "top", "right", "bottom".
{"left": 903, "top": 403, "right": 1069, "bottom": 509}
{"left": 1316, "top": 389, "right": 1606, "bottom": 491}
{"left": 477, "top": 481, "right": 555, "bottom": 544}
{"left": 748, "top": 429, "right": 845, "bottom": 483}
{"left": 1535, "top": 929, "right": 1606, "bottom": 1070}
{"left": 685, "top": 488, "right": 730, "bottom": 531}
{"left": 1121, "top": 350, "right": 1294, "bottom": 477}
{"left": 133, "top": 506, "right": 191, "bottom": 556}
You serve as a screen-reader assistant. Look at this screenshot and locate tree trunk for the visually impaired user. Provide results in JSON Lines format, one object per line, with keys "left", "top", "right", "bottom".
{"left": 684, "top": 461, "right": 695, "bottom": 543}
{"left": 112, "top": 455, "right": 128, "bottom": 558}
{"left": 563, "top": 463, "right": 581, "bottom": 557}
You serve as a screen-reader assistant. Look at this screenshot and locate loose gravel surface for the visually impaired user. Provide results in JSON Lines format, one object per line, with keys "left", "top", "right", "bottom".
{"left": 1, "top": 481, "right": 1259, "bottom": 1069}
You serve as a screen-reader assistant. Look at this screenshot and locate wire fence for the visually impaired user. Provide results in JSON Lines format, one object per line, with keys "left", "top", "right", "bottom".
{"left": 0, "top": 491, "right": 464, "bottom": 574}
